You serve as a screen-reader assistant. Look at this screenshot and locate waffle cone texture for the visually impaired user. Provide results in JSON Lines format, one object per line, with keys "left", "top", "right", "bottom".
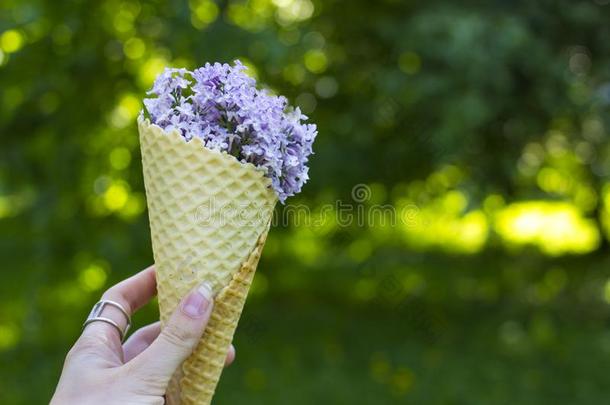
{"left": 138, "top": 117, "right": 277, "bottom": 404}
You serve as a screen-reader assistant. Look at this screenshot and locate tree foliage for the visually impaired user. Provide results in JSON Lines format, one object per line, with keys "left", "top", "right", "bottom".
{"left": 1, "top": 0, "right": 610, "bottom": 403}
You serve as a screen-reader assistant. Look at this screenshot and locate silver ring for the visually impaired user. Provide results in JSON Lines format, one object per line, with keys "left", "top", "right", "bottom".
{"left": 83, "top": 300, "right": 132, "bottom": 341}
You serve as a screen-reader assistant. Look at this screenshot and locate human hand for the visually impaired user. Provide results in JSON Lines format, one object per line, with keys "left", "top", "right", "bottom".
{"left": 51, "top": 266, "right": 235, "bottom": 405}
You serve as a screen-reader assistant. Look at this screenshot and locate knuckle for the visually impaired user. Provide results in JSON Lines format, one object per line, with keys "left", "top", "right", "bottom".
{"left": 65, "top": 344, "right": 81, "bottom": 363}
{"left": 102, "top": 285, "right": 118, "bottom": 300}
{"left": 124, "top": 367, "right": 167, "bottom": 397}
{"left": 102, "top": 287, "right": 132, "bottom": 313}
{"left": 161, "top": 324, "right": 197, "bottom": 350}
{"left": 74, "top": 334, "right": 101, "bottom": 354}
{"left": 74, "top": 330, "right": 118, "bottom": 356}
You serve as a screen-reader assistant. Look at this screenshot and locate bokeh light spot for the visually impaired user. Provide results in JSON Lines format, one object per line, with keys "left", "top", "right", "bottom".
{"left": 119, "top": 193, "right": 146, "bottom": 219}
{"left": 227, "top": 1, "right": 272, "bottom": 32}
{"left": 190, "top": 0, "right": 219, "bottom": 29}
{"left": 370, "top": 352, "right": 391, "bottom": 383}
{"left": 499, "top": 320, "right": 525, "bottom": 347}
{"left": 113, "top": 9, "right": 136, "bottom": 34}
{"left": 139, "top": 56, "right": 169, "bottom": 88}
{"left": 315, "top": 76, "right": 338, "bottom": 98}
{"left": 110, "top": 93, "right": 140, "bottom": 128}
{"left": 353, "top": 279, "right": 377, "bottom": 301}
{"left": 304, "top": 49, "right": 328, "bottom": 74}
{"left": 459, "top": 211, "right": 488, "bottom": 252}
{"left": 302, "top": 31, "right": 325, "bottom": 48}
{"left": 1, "top": 30, "right": 24, "bottom": 53}
{"left": 109, "top": 147, "right": 132, "bottom": 170}
{"left": 0, "top": 30, "right": 25, "bottom": 53}
{"left": 278, "top": 28, "right": 300, "bottom": 45}
{"left": 79, "top": 264, "right": 108, "bottom": 292}
{"left": 282, "top": 63, "right": 306, "bottom": 85}
{"left": 483, "top": 194, "right": 505, "bottom": 214}
{"left": 0, "top": 197, "right": 11, "bottom": 218}
{"left": 124, "top": 37, "right": 146, "bottom": 60}
{"left": 391, "top": 367, "right": 415, "bottom": 395}
{"left": 494, "top": 201, "right": 599, "bottom": 255}
{"left": 103, "top": 181, "right": 130, "bottom": 211}
{"left": 0, "top": 323, "right": 19, "bottom": 351}
{"left": 398, "top": 51, "right": 421, "bottom": 74}
{"left": 295, "top": 92, "right": 317, "bottom": 114}
{"left": 537, "top": 167, "right": 570, "bottom": 194}
{"left": 603, "top": 279, "right": 610, "bottom": 304}
{"left": 274, "top": 0, "right": 314, "bottom": 25}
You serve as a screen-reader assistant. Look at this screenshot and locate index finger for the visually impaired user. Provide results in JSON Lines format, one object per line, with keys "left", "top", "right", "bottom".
{"left": 82, "top": 266, "right": 157, "bottom": 343}
{"left": 102, "top": 266, "right": 157, "bottom": 314}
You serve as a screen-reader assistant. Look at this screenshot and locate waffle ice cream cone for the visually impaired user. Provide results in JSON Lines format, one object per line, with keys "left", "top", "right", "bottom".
{"left": 138, "top": 117, "right": 277, "bottom": 404}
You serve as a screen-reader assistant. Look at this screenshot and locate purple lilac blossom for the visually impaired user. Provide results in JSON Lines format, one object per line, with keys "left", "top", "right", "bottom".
{"left": 141, "top": 60, "right": 317, "bottom": 203}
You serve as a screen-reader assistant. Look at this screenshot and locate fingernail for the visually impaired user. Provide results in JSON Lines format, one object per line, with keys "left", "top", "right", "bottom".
{"left": 182, "top": 282, "right": 213, "bottom": 318}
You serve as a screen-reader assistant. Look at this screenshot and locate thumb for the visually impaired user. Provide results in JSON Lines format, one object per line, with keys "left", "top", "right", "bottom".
{"left": 128, "top": 282, "right": 214, "bottom": 386}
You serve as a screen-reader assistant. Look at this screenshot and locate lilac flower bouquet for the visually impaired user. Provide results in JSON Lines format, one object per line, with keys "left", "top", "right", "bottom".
{"left": 141, "top": 60, "right": 317, "bottom": 202}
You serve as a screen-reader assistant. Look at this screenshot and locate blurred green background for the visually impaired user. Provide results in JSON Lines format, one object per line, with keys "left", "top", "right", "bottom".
{"left": 2, "top": 0, "right": 610, "bottom": 403}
